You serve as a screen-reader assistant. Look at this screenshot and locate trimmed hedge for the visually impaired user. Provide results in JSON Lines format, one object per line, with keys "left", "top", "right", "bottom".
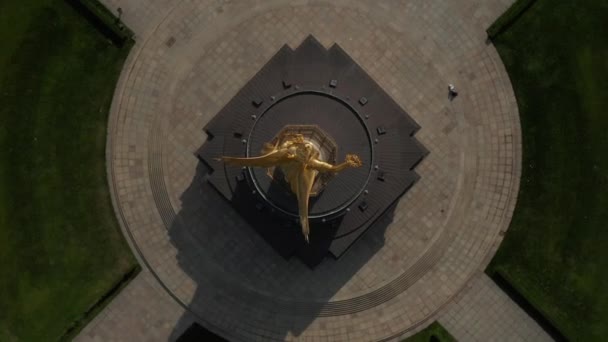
{"left": 486, "top": 0, "right": 537, "bottom": 39}
{"left": 67, "top": 0, "right": 134, "bottom": 46}
{"left": 61, "top": 265, "right": 141, "bottom": 340}
{"left": 490, "top": 269, "right": 568, "bottom": 341}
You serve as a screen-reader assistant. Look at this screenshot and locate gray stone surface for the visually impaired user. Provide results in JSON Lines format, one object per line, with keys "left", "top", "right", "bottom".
{"left": 438, "top": 274, "right": 553, "bottom": 342}
{"left": 76, "top": 271, "right": 194, "bottom": 342}
{"left": 77, "top": 0, "right": 548, "bottom": 341}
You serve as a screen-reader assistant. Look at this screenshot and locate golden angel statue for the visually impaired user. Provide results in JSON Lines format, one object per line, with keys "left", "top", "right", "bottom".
{"left": 221, "top": 133, "right": 362, "bottom": 242}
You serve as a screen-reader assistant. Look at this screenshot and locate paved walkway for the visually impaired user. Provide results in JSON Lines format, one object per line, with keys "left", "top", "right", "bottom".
{"left": 74, "top": 0, "right": 552, "bottom": 341}
{"left": 76, "top": 271, "right": 192, "bottom": 342}
{"left": 438, "top": 274, "right": 552, "bottom": 341}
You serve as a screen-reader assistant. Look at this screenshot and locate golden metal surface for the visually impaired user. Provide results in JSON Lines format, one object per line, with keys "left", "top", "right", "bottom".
{"left": 221, "top": 133, "right": 362, "bottom": 242}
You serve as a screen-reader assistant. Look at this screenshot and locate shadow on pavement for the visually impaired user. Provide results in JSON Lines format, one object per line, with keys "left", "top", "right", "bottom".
{"left": 166, "top": 161, "right": 394, "bottom": 341}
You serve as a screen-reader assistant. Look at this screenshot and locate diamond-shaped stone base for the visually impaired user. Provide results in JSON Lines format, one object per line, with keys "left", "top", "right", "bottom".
{"left": 198, "top": 35, "right": 427, "bottom": 267}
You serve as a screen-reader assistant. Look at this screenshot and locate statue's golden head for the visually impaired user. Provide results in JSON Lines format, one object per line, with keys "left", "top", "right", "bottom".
{"left": 292, "top": 141, "right": 315, "bottom": 162}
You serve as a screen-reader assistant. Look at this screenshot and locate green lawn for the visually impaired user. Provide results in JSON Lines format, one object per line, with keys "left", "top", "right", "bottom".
{"left": 403, "top": 322, "right": 456, "bottom": 342}
{"left": 0, "top": 0, "right": 137, "bottom": 340}
{"left": 487, "top": 0, "right": 608, "bottom": 340}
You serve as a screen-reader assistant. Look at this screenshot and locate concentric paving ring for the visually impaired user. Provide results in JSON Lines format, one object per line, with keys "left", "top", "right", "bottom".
{"left": 107, "top": 2, "right": 522, "bottom": 341}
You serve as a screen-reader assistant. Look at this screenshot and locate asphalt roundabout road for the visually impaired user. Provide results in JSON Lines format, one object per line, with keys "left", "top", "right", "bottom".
{"left": 106, "top": 1, "right": 521, "bottom": 341}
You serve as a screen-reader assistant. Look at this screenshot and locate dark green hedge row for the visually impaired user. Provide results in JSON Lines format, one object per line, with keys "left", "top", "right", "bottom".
{"left": 67, "top": 0, "right": 134, "bottom": 46}
{"left": 62, "top": 265, "right": 141, "bottom": 340}
{"left": 486, "top": 0, "right": 537, "bottom": 39}
{"left": 490, "top": 269, "right": 568, "bottom": 341}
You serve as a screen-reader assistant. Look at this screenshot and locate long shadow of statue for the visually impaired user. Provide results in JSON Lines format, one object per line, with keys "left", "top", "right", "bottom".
{"left": 166, "top": 161, "right": 395, "bottom": 341}
{"left": 160, "top": 35, "right": 428, "bottom": 341}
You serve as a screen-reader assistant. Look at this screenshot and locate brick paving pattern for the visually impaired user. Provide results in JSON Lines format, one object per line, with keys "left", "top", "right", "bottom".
{"left": 76, "top": 271, "right": 195, "bottom": 342}
{"left": 74, "top": 0, "right": 551, "bottom": 341}
{"left": 438, "top": 274, "right": 553, "bottom": 342}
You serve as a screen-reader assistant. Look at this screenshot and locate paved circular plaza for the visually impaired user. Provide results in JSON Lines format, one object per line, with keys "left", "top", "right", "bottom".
{"left": 107, "top": 1, "right": 521, "bottom": 341}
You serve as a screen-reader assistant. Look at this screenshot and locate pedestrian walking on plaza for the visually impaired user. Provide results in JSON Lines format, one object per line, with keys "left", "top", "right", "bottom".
{"left": 448, "top": 83, "right": 458, "bottom": 100}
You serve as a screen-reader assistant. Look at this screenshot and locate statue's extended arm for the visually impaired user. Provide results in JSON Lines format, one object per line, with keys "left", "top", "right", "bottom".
{"left": 308, "top": 154, "right": 362, "bottom": 173}
{"left": 220, "top": 149, "right": 293, "bottom": 168}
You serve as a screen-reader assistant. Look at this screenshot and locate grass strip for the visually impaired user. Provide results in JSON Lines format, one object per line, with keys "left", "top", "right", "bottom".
{"left": 0, "top": 1, "right": 138, "bottom": 340}
{"left": 486, "top": 0, "right": 537, "bottom": 39}
{"left": 487, "top": 0, "right": 608, "bottom": 340}
{"left": 402, "top": 322, "right": 456, "bottom": 342}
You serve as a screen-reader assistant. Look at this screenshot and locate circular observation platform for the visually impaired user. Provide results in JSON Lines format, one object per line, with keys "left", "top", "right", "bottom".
{"left": 247, "top": 92, "right": 373, "bottom": 219}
